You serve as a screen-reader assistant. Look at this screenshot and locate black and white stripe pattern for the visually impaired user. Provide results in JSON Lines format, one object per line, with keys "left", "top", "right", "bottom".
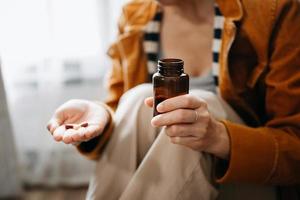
{"left": 212, "top": 5, "right": 224, "bottom": 86}
{"left": 143, "top": 11, "right": 162, "bottom": 80}
{"left": 143, "top": 4, "right": 224, "bottom": 85}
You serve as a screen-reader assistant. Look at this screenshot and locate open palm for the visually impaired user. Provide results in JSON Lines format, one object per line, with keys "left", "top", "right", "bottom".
{"left": 47, "top": 99, "right": 109, "bottom": 144}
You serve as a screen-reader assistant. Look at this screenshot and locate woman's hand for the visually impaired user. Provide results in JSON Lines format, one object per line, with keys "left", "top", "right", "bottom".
{"left": 145, "top": 94, "right": 230, "bottom": 159}
{"left": 47, "top": 99, "right": 109, "bottom": 144}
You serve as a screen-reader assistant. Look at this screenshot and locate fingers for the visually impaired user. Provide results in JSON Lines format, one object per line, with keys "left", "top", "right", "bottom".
{"left": 170, "top": 136, "right": 198, "bottom": 144}
{"left": 165, "top": 124, "right": 192, "bottom": 137}
{"left": 51, "top": 122, "right": 104, "bottom": 144}
{"left": 72, "top": 125, "right": 103, "bottom": 142}
{"left": 144, "top": 97, "right": 154, "bottom": 107}
{"left": 46, "top": 99, "right": 89, "bottom": 134}
{"left": 63, "top": 129, "right": 77, "bottom": 144}
{"left": 70, "top": 127, "right": 86, "bottom": 142}
{"left": 151, "top": 109, "right": 197, "bottom": 127}
{"left": 157, "top": 94, "right": 206, "bottom": 113}
{"left": 170, "top": 136, "right": 205, "bottom": 151}
{"left": 82, "top": 125, "right": 103, "bottom": 139}
{"left": 165, "top": 124, "right": 206, "bottom": 138}
{"left": 52, "top": 125, "right": 66, "bottom": 141}
{"left": 47, "top": 118, "right": 62, "bottom": 134}
{"left": 47, "top": 112, "right": 64, "bottom": 134}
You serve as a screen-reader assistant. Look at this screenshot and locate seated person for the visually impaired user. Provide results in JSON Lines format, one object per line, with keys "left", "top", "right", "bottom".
{"left": 47, "top": 0, "right": 300, "bottom": 199}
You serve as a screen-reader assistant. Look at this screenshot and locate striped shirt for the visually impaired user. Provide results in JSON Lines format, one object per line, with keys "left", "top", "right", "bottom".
{"left": 143, "top": 4, "right": 225, "bottom": 86}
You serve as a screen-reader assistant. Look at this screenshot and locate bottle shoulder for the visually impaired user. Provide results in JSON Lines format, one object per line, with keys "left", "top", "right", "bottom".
{"left": 153, "top": 72, "right": 189, "bottom": 78}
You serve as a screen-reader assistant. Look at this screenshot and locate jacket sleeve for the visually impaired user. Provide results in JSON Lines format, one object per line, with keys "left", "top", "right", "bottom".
{"left": 216, "top": 0, "right": 300, "bottom": 185}
{"left": 75, "top": 11, "right": 127, "bottom": 160}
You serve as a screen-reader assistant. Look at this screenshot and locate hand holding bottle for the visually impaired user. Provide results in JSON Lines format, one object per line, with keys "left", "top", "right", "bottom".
{"left": 145, "top": 94, "right": 230, "bottom": 160}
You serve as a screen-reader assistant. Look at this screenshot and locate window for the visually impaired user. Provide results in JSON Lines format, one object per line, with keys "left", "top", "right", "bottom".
{"left": 0, "top": 0, "right": 127, "bottom": 186}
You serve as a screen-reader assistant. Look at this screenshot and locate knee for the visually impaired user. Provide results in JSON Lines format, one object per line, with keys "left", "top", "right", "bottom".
{"left": 120, "top": 83, "right": 152, "bottom": 104}
{"left": 190, "top": 90, "right": 216, "bottom": 100}
{"left": 189, "top": 90, "right": 220, "bottom": 107}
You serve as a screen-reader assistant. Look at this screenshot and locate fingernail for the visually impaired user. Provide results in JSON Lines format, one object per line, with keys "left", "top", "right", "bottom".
{"left": 47, "top": 121, "right": 57, "bottom": 132}
{"left": 157, "top": 103, "right": 164, "bottom": 112}
{"left": 151, "top": 116, "right": 159, "bottom": 127}
{"left": 47, "top": 124, "right": 51, "bottom": 131}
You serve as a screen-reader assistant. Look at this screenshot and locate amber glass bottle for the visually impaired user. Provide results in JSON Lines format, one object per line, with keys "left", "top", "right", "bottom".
{"left": 153, "top": 58, "right": 189, "bottom": 116}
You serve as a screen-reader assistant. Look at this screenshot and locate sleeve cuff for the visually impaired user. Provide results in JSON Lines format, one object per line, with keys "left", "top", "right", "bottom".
{"left": 215, "top": 120, "right": 277, "bottom": 184}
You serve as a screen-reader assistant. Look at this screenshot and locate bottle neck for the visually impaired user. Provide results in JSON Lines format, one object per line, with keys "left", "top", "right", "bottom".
{"left": 158, "top": 67, "right": 183, "bottom": 76}
{"left": 158, "top": 58, "right": 184, "bottom": 77}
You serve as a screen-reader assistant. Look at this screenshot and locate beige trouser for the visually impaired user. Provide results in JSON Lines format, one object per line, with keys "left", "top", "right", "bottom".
{"left": 86, "top": 84, "right": 277, "bottom": 200}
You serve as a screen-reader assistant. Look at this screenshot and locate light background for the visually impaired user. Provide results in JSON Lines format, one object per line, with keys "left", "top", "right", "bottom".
{"left": 0, "top": 0, "right": 129, "bottom": 187}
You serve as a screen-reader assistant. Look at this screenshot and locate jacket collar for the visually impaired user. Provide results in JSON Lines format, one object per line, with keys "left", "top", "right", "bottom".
{"left": 216, "top": 0, "right": 243, "bottom": 21}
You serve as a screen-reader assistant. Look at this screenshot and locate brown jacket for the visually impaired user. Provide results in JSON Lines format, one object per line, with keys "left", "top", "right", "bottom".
{"left": 78, "top": 0, "right": 300, "bottom": 194}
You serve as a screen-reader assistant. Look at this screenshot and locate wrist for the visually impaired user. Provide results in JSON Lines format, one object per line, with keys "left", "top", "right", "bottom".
{"left": 208, "top": 121, "right": 230, "bottom": 160}
{"left": 93, "top": 101, "right": 112, "bottom": 124}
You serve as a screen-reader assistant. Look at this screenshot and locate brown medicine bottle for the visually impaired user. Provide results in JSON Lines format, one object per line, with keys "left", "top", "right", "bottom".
{"left": 153, "top": 58, "right": 189, "bottom": 116}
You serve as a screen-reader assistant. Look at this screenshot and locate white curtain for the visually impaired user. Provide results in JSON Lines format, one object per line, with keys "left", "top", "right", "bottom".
{"left": 0, "top": 0, "right": 128, "bottom": 186}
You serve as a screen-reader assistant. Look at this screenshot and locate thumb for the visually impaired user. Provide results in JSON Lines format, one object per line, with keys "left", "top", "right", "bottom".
{"left": 144, "top": 97, "right": 154, "bottom": 108}
{"left": 47, "top": 113, "right": 64, "bottom": 134}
